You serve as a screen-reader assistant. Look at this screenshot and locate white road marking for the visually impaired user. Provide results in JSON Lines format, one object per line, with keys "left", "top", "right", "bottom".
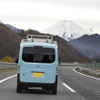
{"left": 73, "top": 68, "right": 100, "bottom": 81}
{"left": 0, "top": 74, "right": 17, "bottom": 84}
{"left": 62, "top": 83, "right": 76, "bottom": 93}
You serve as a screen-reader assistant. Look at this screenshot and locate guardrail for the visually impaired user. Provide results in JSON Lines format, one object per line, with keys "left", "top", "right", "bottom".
{"left": 82, "top": 62, "right": 100, "bottom": 69}
{"left": 0, "top": 62, "right": 17, "bottom": 69}
{"left": 60, "top": 63, "right": 81, "bottom": 67}
{"left": 0, "top": 62, "right": 82, "bottom": 69}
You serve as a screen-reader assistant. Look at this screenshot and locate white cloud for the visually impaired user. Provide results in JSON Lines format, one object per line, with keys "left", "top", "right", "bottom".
{"left": 0, "top": 0, "right": 100, "bottom": 33}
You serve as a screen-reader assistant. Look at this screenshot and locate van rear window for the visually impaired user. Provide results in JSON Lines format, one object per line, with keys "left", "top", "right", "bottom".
{"left": 22, "top": 47, "right": 55, "bottom": 63}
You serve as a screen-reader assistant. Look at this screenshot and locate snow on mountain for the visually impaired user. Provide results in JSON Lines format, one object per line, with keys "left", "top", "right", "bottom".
{"left": 43, "top": 20, "right": 93, "bottom": 41}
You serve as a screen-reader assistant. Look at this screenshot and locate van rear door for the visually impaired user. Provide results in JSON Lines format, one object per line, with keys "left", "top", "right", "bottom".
{"left": 20, "top": 47, "right": 56, "bottom": 83}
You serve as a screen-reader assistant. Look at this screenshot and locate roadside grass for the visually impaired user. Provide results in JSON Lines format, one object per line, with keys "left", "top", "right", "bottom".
{"left": 0, "top": 68, "right": 17, "bottom": 73}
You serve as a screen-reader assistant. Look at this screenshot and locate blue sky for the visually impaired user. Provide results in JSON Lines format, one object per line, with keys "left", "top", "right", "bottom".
{"left": 0, "top": 0, "right": 100, "bottom": 33}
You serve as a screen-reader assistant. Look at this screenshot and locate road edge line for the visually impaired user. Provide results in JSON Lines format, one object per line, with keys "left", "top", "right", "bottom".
{"left": 73, "top": 68, "right": 100, "bottom": 81}
{"left": 62, "top": 83, "right": 76, "bottom": 93}
{"left": 0, "top": 74, "right": 17, "bottom": 84}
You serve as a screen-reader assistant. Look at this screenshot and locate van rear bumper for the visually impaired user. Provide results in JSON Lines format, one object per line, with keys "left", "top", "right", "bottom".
{"left": 17, "top": 74, "right": 58, "bottom": 89}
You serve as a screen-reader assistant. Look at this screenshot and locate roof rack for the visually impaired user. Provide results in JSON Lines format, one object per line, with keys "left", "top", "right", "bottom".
{"left": 20, "top": 34, "right": 57, "bottom": 45}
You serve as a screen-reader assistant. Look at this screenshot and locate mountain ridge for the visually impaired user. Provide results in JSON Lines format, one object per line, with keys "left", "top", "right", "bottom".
{"left": 0, "top": 23, "right": 86, "bottom": 62}
{"left": 0, "top": 23, "right": 21, "bottom": 59}
{"left": 6, "top": 24, "right": 25, "bottom": 33}
{"left": 69, "top": 34, "right": 100, "bottom": 58}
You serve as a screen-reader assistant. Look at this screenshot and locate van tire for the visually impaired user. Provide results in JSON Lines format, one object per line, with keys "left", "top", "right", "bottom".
{"left": 52, "top": 76, "right": 58, "bottom": 95}
{"left": 17, "top": 85, "right": 22, "bottom": 93}
{"left": 52, "top": 86, "right": 57, "bottom": 95}
{"left": 17, "top": 74, "right": 21, "bottom": 93}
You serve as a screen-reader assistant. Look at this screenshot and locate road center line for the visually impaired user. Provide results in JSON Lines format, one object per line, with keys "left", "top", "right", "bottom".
{"left": 62, "top": 83, "right": 76, "bottom": 93}
{"left": 0, "top": 74, "right": 17, "bottom": 84}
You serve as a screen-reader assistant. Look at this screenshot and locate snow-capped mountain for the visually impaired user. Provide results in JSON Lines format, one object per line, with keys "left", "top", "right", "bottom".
{"left": 43, "top": 20, "right": 93, "bottom": 41}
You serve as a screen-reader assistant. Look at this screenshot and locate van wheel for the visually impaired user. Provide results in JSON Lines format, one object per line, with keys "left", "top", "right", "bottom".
{"left": 42, "top": 87, "right": 45, "bottom": 90}
{"left": 17, "top": 84, "right": 21, "bottom": 93}
{"left": 52, "top": 86, "right": 57, "bottom": 95}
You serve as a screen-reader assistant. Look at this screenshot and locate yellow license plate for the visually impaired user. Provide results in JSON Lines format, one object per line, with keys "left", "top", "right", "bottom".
{"left": 33, "top": 72, "right": 43, "bottom": 77}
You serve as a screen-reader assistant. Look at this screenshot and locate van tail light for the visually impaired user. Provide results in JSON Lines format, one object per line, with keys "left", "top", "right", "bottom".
{"left": 18, "top": 66, "right": 20, "bottom": 71}
{"left": 18, "top": 66, "right": 20, "bottom": 69}
{"left": 35, "top": 46, "right": 43, "bottom": 48}
{"left": 18, "top": 82, "right": 21, "bottom": 85}
{"left": 56, "top": 67, "right": 58, "bottom": 72}
{"left": 54, "top": 84, "right": 57, "bottom": 86}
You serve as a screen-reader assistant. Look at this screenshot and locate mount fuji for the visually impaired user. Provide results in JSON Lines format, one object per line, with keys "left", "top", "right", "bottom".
{"left": 43, "top": 20, "right": 93, "bottom": 41}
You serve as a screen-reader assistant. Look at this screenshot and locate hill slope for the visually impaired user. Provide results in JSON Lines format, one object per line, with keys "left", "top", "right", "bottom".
{"left": 6, "top": 24, "right": 25, "bottom": 33}
{"left": 25, "top": 30, "right": 86, "bottom": 62}
{"left": 0, "top": 23, "right": 86, "bottom": 62}
{"left": 53, "top": 35, "right": 86, "bottom": 62}
{"left": 0, "top": 23, "right": 21, "bottom": 59}
{"left": 69, "top": 34, "right": 100, "bottom": 58}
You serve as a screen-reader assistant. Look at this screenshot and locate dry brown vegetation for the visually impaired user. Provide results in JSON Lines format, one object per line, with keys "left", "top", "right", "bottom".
{"left": 0, "top": 23, "right": 86, "bottom": 62}
{"left": 0, "top": 23, "right": 21, "bottom": 59}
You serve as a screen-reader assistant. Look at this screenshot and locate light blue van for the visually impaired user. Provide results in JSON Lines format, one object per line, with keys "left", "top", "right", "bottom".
{"left": 17, "top": 35, "right": 59, "bottom": 94}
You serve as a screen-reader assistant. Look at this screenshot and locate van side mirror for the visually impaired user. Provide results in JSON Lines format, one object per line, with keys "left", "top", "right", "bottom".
{"left": 16, "top": 59, "right": 18, "bottom": 63}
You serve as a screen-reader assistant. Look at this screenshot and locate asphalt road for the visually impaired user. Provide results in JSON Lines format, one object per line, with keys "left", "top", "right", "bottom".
{"left": 0, "top": 66, "right": 100, "bottom": 100}
{"left": 59, "top": 66, "right": 100, "bottom": 100}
